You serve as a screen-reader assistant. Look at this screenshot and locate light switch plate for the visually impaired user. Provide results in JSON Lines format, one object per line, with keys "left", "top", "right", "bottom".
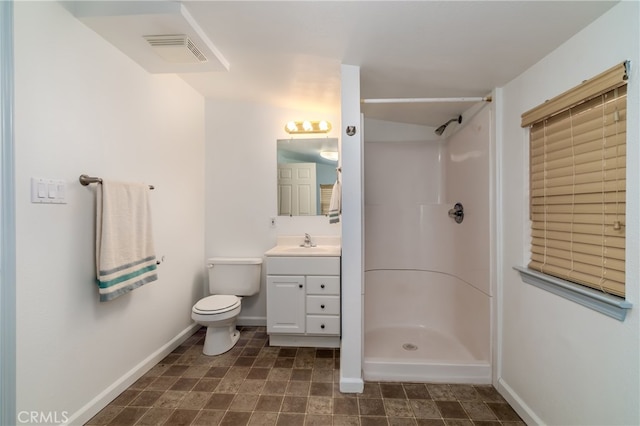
{"left": 31, "top": 177, "right": 67, "bottom": 204}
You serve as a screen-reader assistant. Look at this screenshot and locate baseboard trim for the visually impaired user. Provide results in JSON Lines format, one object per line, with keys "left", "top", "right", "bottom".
{"left": 495, "top": 377, "right": 543, "bottom": 425}
{"left": 64, "top": 323, "right": 201, "bottom": 426}
{"left": 339, "top": 375, "right": 364, "bottom": 393}
{"left": 237, "top": 316, "right": 266, "bottom": 327}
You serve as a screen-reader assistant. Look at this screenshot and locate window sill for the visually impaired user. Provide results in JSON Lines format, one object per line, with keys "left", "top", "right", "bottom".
{"left": 513, "top": 266, "right": 632, "bottom": 321}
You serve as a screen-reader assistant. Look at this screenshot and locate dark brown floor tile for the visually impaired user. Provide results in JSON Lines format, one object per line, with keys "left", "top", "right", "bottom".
{"left": 449, "top": 384, "right": 480, "bottom": 401}
{"left": 334, "top": 397, "right": 359, "bottom": 415}
{"left": 274, "top": 358, "right": 295, "bottom": 368}
{"left": 255, "top": 395, "right": 284, "bottom": 412}
{"left": 235, "top": 356, "right": 257, "bottom": 367}
{"left": 359, "top": 398, "right": 386, "bottom": 416}
{"left": 309, "top": 382, "right": 333, "bottom": 397}
{"left": 129, "top": 390, "right": 163, "bottom": 407}
{"left": 305, "top": 414, "right": 333, "bottom": 425}
{"left": 315, "top": 349, "right": 334, "bottom": 358}
{"left": 179, "top": 391, "right": 212, "bottom": 410}
{"left": 384, "top": 398, "right": 413, "bottom": 416}
{"left": 310, "top": 369, "right": 333, "bottom": 383}
{"left": 205, "top": 366, "right": 229, "bottom": 378}
{"left": 281, "top": 396, "right": 308, "bottom": 413}
{"left": 275, "top": 412, "right": 305, "bottom": 426}
{"left": 427, "top": 384, "right": 456, "bottom": 401}
{"left": 164, "top": 409, "right": 199, "bottom": 425}
{"left": 486, "top": 402, "right": 521, "bottom": 421}
{"left": 278, "top": 348, "right": 298, "bottom": 358}
{"left": 416, "top": 420, "right": 445, "bottom": 426}
{"left": 360, "top": 416, "right": 389, "bottom": 426}
{"left": 226, "top": 366, "right": 250, "bottom": 380}
{"left": 268, "top": 368, "right": 293, "bottom": 382}
{"left": 473, "top": 386, "right": 506, "bottom": 403}
{"left": 403, "top": 383, "right": 430, "bottom": 400}
{"left": 286, "top": 380, "right": 310, "bottom": 395}
{"left": 170, "top": 377, "right": 198, "bottom": 391}
{"left": 254, "top": 357, "right": 276, "bottom": 368}
{"left": 263, "top": 380, "right": 288, "bottom": 395}
{"left": 239, "top": 379, "right": 266, "bottom": 394}
{"left": 204, "top": 393, "right": 235, "bottom": 410}
{"left": 134, "top": 407, "right": 173, "bottom": 425}
{"left": 106, "top": 407, "right": 148, "bottom": 425}
{"left": 129, "top": 376, "right": 155, "bottom": 391}
{"left": 192, "top": 409, "right": 225, "bottom": 425}
{"left": 410, "top": 400, "right": 441, "bottom": 419}
{"left": 192, "top": 378, "right": 220, "bottom": 392}
{"left": 436, "top": 401, "right": 468, "bottom": 419}
{"left": 361, "top": 382, "right": 382, "bottom": 398}
{"left": 472, "top": 421, "right": 501, "bottom": 426}
{"left": 442, "top": 420, "right": 473, "bottom": 426}
{"left": 333, "top": 415, "right": 360, "bottom": 425}
{"left": 307, "top": 396, "right": 332, "bottom": 415}
{"left": 460, "top": 401, "right": 497, "bottom": 421}
{"left": 230, "top": 393, "right": 259, "bottom": 411}
{"left": 162, "top": 364, "right": 189, "bottom": 376}
{"left": 220, "top": 411, "right": 252, "bottom": 426}
{"left": 153, "top": 390, "right": 187, "bottom": 409}
{"left": 247, "top": 367, "right": 271, "bottom": 380}
{"left": 380, "top": 383, "right": 406, "bottom": 399}
{"left": 160, "top": 353, "right": 181, "bottom": 365}
{"left": 111, "top": 389, "right": 140, "bottom": 406}
{"left": 242, "top": 346, "right": 262, "bottom": 357}
{"left": 248, "top": 412, "right": 278, "bottom": 426}
{"left": 290, "top": 368, "right": 312, "bottom": 381}
{"left": 147, "top": 376, "right": 179, "bottom": 391}
{"left": 389, "top": 418, "right": 418, "bottom": 426}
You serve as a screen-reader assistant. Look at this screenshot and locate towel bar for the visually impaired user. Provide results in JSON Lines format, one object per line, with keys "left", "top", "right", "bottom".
{"left": 79, "top": 174, "right": 154, "bottom": 190}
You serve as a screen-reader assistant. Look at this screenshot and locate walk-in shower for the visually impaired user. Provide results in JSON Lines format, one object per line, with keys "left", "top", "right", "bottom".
{"left": 363, "top": 104, "right": 492, "bottom": 384}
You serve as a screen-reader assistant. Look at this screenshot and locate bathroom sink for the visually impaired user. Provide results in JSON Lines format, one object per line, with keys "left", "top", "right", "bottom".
{"left": 265, "top": 236, "right": 341, "bottom": 257}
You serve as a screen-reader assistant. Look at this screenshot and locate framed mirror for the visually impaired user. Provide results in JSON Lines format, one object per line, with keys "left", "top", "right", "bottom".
{"left": 277, "top": 138, "right": 339, "bottom": 216}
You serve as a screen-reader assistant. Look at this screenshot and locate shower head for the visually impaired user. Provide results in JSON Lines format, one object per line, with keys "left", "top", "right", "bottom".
{"left": 435, "top": 115, "right": 462, "bottom": 136}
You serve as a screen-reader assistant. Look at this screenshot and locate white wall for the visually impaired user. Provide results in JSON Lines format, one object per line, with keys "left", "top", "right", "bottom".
{"left": 204, "top": 99, "right": 341, "bottom": 324}
{"left": 497, "top": 2, "right": 640, "bottom": 425}
{"left": 14, "top": 2, "right": 206, "bottom": 423}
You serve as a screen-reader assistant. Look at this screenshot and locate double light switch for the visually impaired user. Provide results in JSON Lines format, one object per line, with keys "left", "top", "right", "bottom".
{"left": 31, "top": 177, "right": 67, "bottom": 204}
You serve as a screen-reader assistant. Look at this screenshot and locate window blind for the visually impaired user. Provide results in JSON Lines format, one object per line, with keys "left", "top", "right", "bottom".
{"left": 523, "top": 63, "right": 627, "bottom": 297}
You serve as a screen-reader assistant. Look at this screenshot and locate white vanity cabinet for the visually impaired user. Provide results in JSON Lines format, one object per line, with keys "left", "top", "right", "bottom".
{"left": 266, "top": 255, "right": 341, "bottom": 348}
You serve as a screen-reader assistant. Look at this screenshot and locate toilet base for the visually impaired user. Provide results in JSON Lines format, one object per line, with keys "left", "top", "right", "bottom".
{"left": 203, "top": 325, "right": 240, "bottom": 356}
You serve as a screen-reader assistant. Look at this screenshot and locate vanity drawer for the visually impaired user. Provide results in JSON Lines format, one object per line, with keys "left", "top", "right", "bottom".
{"left": 306, "top": 295, "right": 340, "bottom": 315}
{"left": 306, "top": 315, "right": 340, "bottom": 335}
{"left": 306, "top": 276, "right": 340, "bottom": 295}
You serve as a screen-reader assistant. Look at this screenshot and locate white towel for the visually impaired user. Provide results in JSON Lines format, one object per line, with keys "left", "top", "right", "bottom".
{"left": 96, "top": 180, "right": 158, "bottom": 302}
{"left": 328, "top": 179, "right": 341, "bottom": 224}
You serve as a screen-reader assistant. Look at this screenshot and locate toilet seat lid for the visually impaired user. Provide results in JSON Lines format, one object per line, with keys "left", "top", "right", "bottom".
{"left": 194, "top": 295, "right": 240, "bottom": 314}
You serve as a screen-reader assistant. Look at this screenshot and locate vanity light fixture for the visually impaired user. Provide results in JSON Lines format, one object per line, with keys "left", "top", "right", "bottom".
{"left": 285, "top": 120, "right": 332, "bottom": 134}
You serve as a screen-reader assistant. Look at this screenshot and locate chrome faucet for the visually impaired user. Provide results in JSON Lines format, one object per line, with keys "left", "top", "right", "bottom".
{"left": 301, "top": 233, "right": 316, "bottom": 248}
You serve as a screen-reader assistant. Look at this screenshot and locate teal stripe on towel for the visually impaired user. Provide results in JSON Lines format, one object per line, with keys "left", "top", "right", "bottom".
{"left": 99, "top": 274, "right": 158, "bottom": 302}
{"left": 98, "top": 263, "right": 158, "bottom": 289}
{"left": 99, "top": 255, "right": 157, "bottom": 276}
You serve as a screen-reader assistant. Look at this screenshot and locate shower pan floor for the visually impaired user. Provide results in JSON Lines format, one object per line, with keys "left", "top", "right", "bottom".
{"left": 364, "top": 325, "right": 491, "bottom": 384}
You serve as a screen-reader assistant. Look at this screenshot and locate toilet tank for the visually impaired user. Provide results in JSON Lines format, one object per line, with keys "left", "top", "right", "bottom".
{"left": 207, "top": 257, "right": 262, "bottom": 296}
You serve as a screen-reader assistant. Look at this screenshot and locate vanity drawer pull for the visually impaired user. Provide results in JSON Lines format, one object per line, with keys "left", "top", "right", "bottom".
{"left": 321, "top": 324, "right": 325, "bottom": 329}
{"left": 299, "top": 284, "right": 303, "bottom": 288}
{"left": 321, "top": 304, "right": 325, "bottom": 309}
{"left": 321, "top": 284, "right": 325, "bottom": 288}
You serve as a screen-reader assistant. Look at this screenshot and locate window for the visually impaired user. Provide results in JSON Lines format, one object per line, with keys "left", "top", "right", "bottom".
{"left": 517, "top": 62, "right": 632, "bottom": 320}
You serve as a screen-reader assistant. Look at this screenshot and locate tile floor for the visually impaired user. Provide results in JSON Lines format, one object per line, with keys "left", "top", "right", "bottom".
{"left": 86, "top": 326, "right": 524, "bottom": 426}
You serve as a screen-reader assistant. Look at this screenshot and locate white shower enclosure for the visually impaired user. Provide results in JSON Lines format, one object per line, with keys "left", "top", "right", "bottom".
{"left": 363, "top": 106, "right": 492, "bottom": 383}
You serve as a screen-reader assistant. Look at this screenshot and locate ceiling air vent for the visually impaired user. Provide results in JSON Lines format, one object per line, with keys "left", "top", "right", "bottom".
{"left": 144, "top": 34, "right": 208, "bottom": 63}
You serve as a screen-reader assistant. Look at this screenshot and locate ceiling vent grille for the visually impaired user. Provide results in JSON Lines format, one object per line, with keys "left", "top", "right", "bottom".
{"left": 144, "top": 34, "right": 208, "bottom": 63}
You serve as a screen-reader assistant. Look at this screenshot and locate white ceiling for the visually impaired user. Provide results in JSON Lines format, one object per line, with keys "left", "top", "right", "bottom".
{"left": 78, "top": 1, "right": 618, "bottom": 128}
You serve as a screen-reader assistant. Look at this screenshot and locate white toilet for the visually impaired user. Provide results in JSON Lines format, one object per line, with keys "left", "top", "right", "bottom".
{"left": 191, "top": 257, "right": 262, "bottom": 356}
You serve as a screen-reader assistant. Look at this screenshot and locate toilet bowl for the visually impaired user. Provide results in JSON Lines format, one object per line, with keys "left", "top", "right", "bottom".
{"left": 192, "top": 295, "right": 242, "bottom": 355}
{"left": 191, "top": 257, "right": 262, "bottom": 356}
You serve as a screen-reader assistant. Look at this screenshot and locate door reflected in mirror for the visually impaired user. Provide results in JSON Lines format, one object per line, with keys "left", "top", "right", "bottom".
{"left": 277, "top": 138, "right": 339, "bottom": 216}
